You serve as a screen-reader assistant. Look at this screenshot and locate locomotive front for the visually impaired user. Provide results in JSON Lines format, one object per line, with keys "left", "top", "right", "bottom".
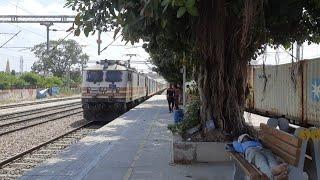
{"left": 81, "top": 60, "right": 129, "bottom": 121}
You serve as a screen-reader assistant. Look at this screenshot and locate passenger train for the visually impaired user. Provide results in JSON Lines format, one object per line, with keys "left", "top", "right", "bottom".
{"left": 82, "top": 60, "right": 166, "bottom": 121}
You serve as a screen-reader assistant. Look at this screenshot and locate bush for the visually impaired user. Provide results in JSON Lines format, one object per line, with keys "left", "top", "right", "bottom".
{"left": 41, "top": 76, "right": 63, "bottom": 88}
{"left": 168, "top": 96, "right": 201, "bottom": 135}
{"left": 20, "top": 72, "right": 42, "bottom": 88}
{"left": 11, "top": 77, "right": 27, "bottom": 89}
{"left": 0, "top": 73, "right": 11, "bottom": 89}
{"left": 0, "top": 72, "right": 64, "bottom": 89}
{"left": 0, "top": 73, "right": 26, "bottom": 89}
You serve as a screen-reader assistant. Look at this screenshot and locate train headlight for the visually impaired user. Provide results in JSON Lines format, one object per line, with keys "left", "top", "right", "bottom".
{"left": 116, "top": 87, "right": 120, "bottom": 93}
{"left": 87, "top": 87, "right": 91, "bottom": 93}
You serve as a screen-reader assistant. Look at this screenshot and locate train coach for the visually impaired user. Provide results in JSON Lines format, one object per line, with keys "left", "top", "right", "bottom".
{"left": 81, "top": 60, "right": 166, "bottom": 121}
{"left": 246, "top": 58, "right": 320, "bottom": 126}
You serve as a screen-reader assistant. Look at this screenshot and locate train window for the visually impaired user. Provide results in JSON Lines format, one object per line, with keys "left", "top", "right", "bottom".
{"left": 86, "top": 70, "right": 103, "bottom": 82}
{"left": 106, "top": 71, "right": 123, "bottom": 82}
{"left": 137, "top": 75, "right": 140, "bottom": 86}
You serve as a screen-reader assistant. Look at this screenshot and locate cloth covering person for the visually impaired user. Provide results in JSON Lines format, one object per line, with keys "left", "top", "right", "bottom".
{"left": 232, "top": 134, "right": 288, "bottom": 179}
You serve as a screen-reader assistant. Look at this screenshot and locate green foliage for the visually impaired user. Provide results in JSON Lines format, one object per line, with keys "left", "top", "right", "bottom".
{"left": 0, "top": 72, "right": 64, "bottom": 90}
{"left": 167, "top": 97, "right": 200, "bottom": 135}
{"left": 20, "top": 72, "right": 43, "bottom": 88}
{"left": 41, "top": 76, "right": 63, "bottom": 88}
{"left": 0, "top": 73, "right": 15, "bottom": 89}
{"left": 31, "top": 39, "right": 89, "bottom": 78}
{"left": 148, "top": 48, "right": 192, "bottom": 83}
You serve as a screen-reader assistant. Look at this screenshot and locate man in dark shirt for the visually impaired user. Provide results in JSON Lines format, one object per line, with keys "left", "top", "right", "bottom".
{"left": 167, "top": 85, "right": 175, "bottom": 113}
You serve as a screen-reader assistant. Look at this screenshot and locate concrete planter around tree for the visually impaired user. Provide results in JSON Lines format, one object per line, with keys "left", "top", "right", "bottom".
{"left": 172, "top": 133, "right": 231, "bottom": 164}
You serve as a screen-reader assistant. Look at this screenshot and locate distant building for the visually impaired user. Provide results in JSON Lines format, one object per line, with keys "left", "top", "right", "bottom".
{"left": 5, "top": 59, "right": 10, "bottom": 73}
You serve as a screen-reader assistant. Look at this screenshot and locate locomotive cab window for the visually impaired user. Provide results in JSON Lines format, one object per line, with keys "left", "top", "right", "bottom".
{"left": 86, "top": 70, "right": 103, "bottom": 82}
{"left": 106, "top": 71, "right": 123, "bottom": 82}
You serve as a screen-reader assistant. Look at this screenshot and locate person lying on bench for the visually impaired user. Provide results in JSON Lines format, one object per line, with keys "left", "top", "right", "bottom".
{"left": 233, "top": 134, "right": 288, "bottom": 179}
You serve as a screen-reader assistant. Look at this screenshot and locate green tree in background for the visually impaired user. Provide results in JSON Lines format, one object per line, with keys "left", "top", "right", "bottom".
{"left": 147, "top": 47, "right": 192, "bottom": 84}
{"left": 31, "top": 39, "right": 89, "bottom": 78}
{"left": 65, "top": 0, "right": 320, "bottom": 138}
{"left": 0, "top": 72, "right": 63, "bottom": 90}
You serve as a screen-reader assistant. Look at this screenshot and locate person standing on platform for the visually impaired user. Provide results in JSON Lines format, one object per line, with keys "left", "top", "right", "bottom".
{"left": 167, "top": 84, "right": 175, "bottom": 113}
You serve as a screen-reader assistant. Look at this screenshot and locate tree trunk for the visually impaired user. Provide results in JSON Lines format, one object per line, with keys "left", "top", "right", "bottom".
{"left": 196, "top": 0, "right": 264, "bottom": 137}
{"left": 197, "top": 57, "right": 248, "bottom": 137}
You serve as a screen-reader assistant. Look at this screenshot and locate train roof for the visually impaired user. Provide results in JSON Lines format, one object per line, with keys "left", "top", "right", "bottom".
{"left": 84, "top": 63, "right": 128, "bottom": 71}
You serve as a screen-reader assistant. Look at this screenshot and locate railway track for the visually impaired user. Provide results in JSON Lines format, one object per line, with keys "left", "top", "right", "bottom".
{"left": 0, "top": 121, "right": 100, "bottom": 179}
{"left": 0, "top": 106, "right": 83, "bottom": 136}
{"left": 0, "top": 102, "right": 82, "bottom": 121}
{"left": 0, "top": 96, "right": 80, "bottom": 110}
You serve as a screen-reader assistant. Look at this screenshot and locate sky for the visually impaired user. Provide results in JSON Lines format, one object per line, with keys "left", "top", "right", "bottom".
{"left": 0, "top": 0, "right": 320, "bottom": 73}
{"left": 0, "top": 0, "right": 151, "bottom": 73}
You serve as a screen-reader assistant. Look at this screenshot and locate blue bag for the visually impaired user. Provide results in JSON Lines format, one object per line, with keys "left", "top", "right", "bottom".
{"left": 174, "top": 109, "right": 184, "bottom": 124}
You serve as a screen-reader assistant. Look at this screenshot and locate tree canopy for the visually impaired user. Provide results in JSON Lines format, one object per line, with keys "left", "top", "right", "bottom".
{"left": 31, "top": 39, "right": 89, "bottom": 77}
{"left": 65, "top": 0, "right": 320, "bottom": 138}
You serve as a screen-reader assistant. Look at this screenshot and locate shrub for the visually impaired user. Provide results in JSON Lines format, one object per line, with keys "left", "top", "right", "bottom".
{"left": 168, "top": 96, "right": 201, "bottom": 136}
{"left": 41, "top": 76, "right": 63, "bottom": 88}
{"left": 20, "top": 72, "right": 42, "bottom": 88}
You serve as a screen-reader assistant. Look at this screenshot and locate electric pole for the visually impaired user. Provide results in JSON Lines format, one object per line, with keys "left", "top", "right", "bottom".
{"left": 97, "top": 30, "right": 102, "bottom": 55}
{"left": 40, "top": 22, "right": 53, "bottom": 54}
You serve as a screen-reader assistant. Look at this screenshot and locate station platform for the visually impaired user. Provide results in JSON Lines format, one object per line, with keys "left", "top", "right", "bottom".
{"left": 20, "top": 95, "right": 234, "bottom": 180}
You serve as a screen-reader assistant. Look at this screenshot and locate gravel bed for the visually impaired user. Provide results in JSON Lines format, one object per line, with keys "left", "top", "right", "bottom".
{"left": 0, "top": 114, "right": 86, "bottom": 162}
{"left": 0, "top": 109, "right": 83, "bottom": 135}
{"left": 0, "top": 105, "right": 82, "bottom": 126}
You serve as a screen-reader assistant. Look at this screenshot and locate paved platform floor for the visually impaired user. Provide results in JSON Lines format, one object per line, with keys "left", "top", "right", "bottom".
{"left": 20, "top": 95, "right": 234, "bottom": 180}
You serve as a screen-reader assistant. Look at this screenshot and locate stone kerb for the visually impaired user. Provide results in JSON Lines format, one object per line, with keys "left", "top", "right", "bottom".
{"left": 172, "top": 133, "right": 231, "bottom": 164}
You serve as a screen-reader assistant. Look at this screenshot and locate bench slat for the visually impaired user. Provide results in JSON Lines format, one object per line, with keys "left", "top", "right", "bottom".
{"left": 228, "top": 152, "right": 268, "bottom": 179}
{"left": 260, "top": 123, "right": 301, "bottom": 147}
{"left": 260, "top": 131, "right": 301, "bottom": 158}
{"left": 261, "top": 136, "right": 299, "bottom": 166}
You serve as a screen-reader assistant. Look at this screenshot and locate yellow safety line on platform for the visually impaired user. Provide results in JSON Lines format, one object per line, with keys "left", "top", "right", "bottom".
{"left": 122, "top": 107, "right": 160, "bottom": 180}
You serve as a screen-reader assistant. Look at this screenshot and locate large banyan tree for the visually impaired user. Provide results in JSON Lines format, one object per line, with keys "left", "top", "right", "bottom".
{"left": 66, "top": 0, "right": 320, "bottom": 138}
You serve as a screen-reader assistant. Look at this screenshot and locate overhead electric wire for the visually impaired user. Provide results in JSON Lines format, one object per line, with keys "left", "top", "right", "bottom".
{"left": 100, "top": 34, "right": 121, "bottom": 53}
{"left": 7, "top": 23, "right": 47, "bottom": 38}
{"left": 0, "top": 30, "right": 21, "bottom": 48}
{"left": 0, "top": 32, "right": 16, "bottom": 35}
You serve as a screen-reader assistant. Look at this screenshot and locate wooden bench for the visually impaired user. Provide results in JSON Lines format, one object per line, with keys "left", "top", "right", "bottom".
{"left": 228, "top": 123, "right": 308, "bottom": 180}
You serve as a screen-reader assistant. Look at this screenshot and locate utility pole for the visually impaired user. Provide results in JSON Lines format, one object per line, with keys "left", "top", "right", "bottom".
{"left": 40, "top": 22, "right": 53, "bottom": 54}
{"left": 97, "top": 30, "right": 102, "bottom": 55}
